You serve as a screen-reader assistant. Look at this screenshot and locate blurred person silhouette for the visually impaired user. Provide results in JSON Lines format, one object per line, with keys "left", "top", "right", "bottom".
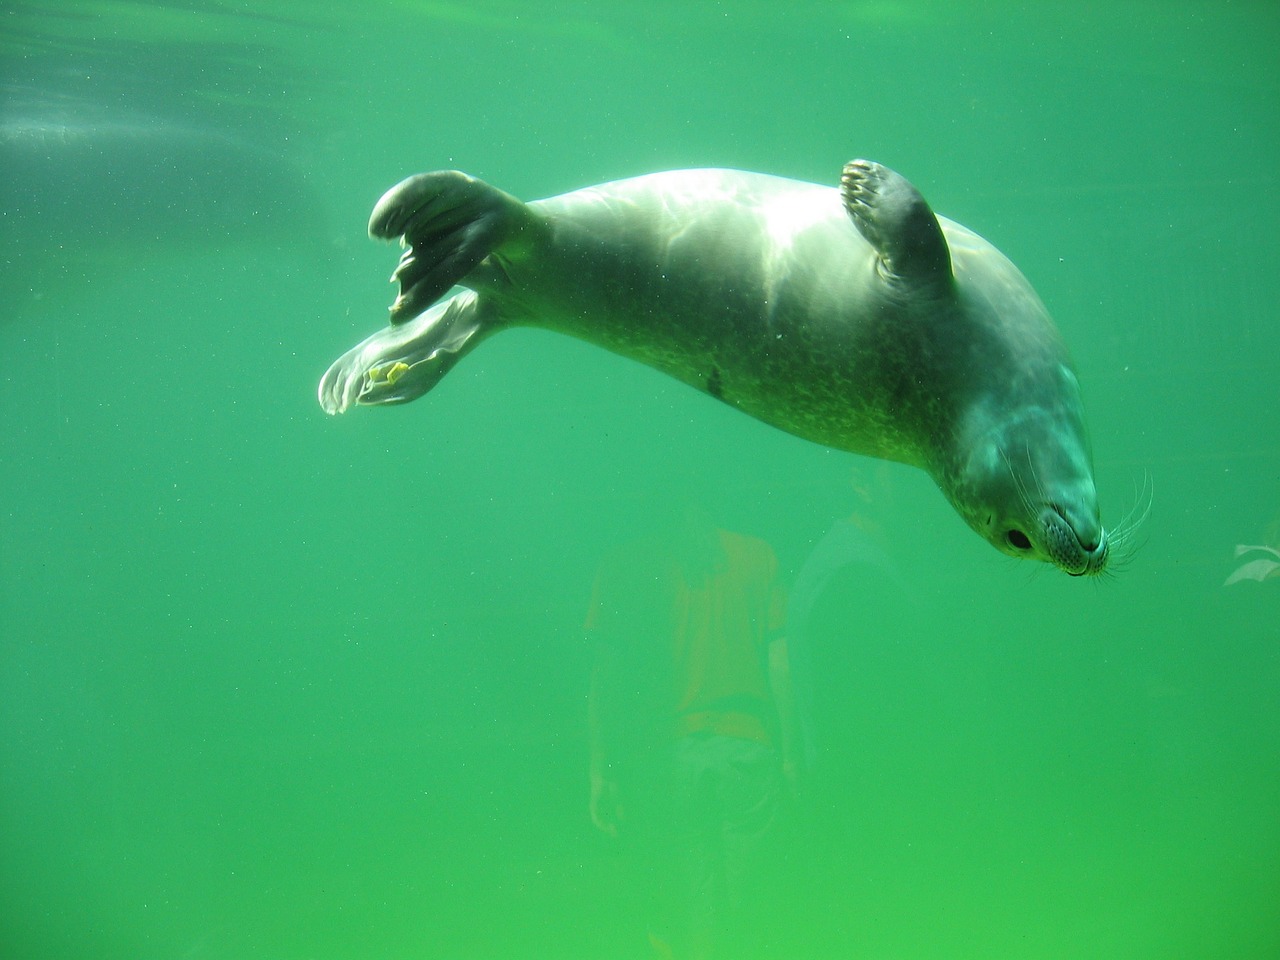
{"left": 783, "top": 462, "right": 928, "bottom": 949}
{"left": 787, "top": 462, "right": 914, "bottom": 778}
{"left": 586, "top": 495, "right": 794, "bottom": 960}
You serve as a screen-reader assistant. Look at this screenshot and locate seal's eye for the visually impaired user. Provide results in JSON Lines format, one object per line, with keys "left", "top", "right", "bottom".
{"left": 1005, "top": 529, "right": 1032, "bottom": 551}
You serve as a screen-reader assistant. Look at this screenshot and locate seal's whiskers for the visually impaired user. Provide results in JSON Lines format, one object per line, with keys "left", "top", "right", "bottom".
{"left": 1108, "top": 471, "right": 1152, "bottom": 547}
{"left": 1022, "top": 439, "right": 1050, "bottom": 505}
{"left": 999, "top": 443, "right": 1036, "bottom": 518}
{"left": 1104, "top": 471, "right": 1153, "bottom": 571}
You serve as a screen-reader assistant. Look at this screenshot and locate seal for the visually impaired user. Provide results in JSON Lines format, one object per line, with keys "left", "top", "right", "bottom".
{"left": 319, "top": 160, "right": 1108, "bottom": 575}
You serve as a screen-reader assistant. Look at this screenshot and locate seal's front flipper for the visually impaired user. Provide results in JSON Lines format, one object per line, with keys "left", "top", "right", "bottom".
{"left": 319, "top": 290, "right": 488, "bottom": 414}
{"left": 840, "top": 160, "right": 952, "bottom": 290}
{"left": 368, "top": 171, "right": 533, "bottom": 323}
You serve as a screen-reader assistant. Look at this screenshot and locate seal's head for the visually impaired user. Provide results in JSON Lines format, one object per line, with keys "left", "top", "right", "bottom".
{"left": 945, "top": 370, "right": 1108, "bottom": 576}
{"left": 835, "top": 159, "right": 1110, "bottom": 576}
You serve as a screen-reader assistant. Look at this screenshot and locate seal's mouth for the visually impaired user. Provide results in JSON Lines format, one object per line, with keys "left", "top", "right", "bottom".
{"left": 1042, "top": 504, "right": 1108, "bottom": 576}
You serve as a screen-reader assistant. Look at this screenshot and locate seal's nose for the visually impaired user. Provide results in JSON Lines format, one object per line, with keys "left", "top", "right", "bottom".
{"left": 1051, "top": 500, "right": 1102, "bottom": 554}
{"left": 1041, "top": 502, "right": 1108, "bottom": 576}
{"left": 1067, "top": 537, "right": 1110, "bottom": 576}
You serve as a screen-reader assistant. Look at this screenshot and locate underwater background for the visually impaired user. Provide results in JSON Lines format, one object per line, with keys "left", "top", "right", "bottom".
{"left": 2, "top": 2, "right": 1277, "bottom": 957}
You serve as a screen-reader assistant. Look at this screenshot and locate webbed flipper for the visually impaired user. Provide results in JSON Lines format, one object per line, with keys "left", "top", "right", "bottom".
{"left": 319, "top": 290, "right": 487, "bottom": 414}
{"left": 840, "top": 159, "right": 952, "bottom": 289}
{"left": 369, "top": 171, "right": 534, "bottom": 323}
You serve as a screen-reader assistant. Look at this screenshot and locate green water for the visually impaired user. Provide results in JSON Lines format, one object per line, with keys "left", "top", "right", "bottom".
{"left": 2, "top": 2, "right": 1277, "bottom": 957}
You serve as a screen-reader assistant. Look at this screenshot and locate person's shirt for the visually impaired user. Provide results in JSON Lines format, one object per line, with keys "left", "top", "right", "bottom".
{"left": 586, "top": 527, "right": 786, "bottom": 749}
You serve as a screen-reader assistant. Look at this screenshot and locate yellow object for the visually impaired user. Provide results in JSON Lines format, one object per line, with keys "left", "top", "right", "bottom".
{"left": 372, "top": 361, "right": 411, "bottom": 384}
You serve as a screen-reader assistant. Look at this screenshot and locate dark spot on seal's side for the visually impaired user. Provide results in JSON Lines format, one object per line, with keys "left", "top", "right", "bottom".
{"left": 706, "top": 365, "right": 723, "bottom": 399}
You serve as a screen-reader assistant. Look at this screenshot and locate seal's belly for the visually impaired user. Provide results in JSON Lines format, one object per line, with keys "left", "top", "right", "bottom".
{"left": 502, "top": 173, "right": 916, "bottom": 459}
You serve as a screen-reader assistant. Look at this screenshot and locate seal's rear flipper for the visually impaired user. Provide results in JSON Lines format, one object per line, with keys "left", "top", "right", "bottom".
{"left": 369, "top": 171, "right": 532, "bottom": 323}
{"left": 840, "top": 160, "right": 952, "bottom": 290}
{"left": 319, "top": 290, "right": 488, "bottom": 414}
